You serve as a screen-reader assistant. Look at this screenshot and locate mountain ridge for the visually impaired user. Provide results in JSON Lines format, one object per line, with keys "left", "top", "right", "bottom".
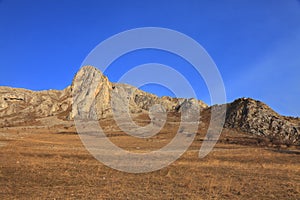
{"left": 0, "top": 66, "right": 299, "bottom": 145}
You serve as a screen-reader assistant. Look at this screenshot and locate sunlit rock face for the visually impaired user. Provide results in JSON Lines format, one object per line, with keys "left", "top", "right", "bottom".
{"left": 0, "top": 66, "right": 299, "bottom": 145}
{"left": 70, "top": 66, "right": 207, "bottom": 120}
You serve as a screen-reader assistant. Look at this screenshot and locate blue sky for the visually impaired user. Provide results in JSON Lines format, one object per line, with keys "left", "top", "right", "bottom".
{"left": 0, "top": 0, "right": 299, "bottom": 116}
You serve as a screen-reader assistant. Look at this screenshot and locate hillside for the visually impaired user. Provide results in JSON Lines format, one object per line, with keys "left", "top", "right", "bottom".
{"left": 0, "top": 66, "right": 299, "bottom": 199}
{"left": 0, "top": 66, "right": 299, "bottom": 145}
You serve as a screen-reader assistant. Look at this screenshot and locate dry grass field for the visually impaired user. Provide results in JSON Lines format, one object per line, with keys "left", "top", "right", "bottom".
{"left": 0, "top": 114, "right": 299, "bottom": 199}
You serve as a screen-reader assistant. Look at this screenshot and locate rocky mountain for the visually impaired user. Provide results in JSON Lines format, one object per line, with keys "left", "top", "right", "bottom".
{"left": 70, "top": 66, "right": 207, "bottom": 119}
{"left": 0, "top": 66, "right": 207, "bottom": 124}
{"left": 0, "top": 66, "right": 299, "bottom": 145}
{"left": 224, "top": 98, "right": 300, "bottom": 145}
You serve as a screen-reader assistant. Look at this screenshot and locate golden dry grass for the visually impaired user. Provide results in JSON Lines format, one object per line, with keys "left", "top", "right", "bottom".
{"left": 0, "top": 114, "right": 299, "bottom": 199}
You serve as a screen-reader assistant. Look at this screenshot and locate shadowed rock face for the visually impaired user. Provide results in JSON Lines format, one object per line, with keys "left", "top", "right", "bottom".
{"left": 0, "top": 66, "right": 299, "bottom": 144}
{"left": 225, "top": 98, "right": 300, "bottom": 145}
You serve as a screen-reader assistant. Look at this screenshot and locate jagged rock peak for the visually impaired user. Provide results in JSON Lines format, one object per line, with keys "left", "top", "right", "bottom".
{"left": 70, "top": 66, "right": 112, "bottom": 119}
{"left": 70, "top": 65, "right": 208, "bottom": 120}
{"left": 71, "top": 66, "right": 108, "bottom": 88}
{"left": 231, "top": 97, "right": 276, "bottom": 112}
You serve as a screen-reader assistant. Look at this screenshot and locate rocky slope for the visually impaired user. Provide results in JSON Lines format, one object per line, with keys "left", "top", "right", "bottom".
{"left": 70, "top": 66, "right": 207, "bottom": 119}
{"left": 0, "top": 86, "right": 71, "bottom": 126}
{"left": 0, "top": 66, "right": 299, "bottom": 145}
{"left": 0, "top": 66, "right": 207, "bottom": 124}
{"left": 224, "top": 98, "right": 300, "bottom": 145}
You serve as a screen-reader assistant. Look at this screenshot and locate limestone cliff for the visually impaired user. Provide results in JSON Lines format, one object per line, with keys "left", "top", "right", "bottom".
{"left": 0, "top": 66, "right": 299, "bottom": 145}
{"left": 70, "top": 66, "right": 208, "bottom": 119}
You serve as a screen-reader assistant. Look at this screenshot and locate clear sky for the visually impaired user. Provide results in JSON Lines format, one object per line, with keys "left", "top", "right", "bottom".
{"left": 0, "top": 0, "right": 299, "bottom": 117}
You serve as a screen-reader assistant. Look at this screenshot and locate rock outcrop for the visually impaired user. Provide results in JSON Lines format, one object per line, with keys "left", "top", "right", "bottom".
{"left": 0, "top": 66, "right": 299, "bottom": 145}
{"left": 70, "top": 66, "right": 207, "bottom": 119}
{"left": 224, "top": 98, "right": 300, "bottom": 145}
{"left": 70, "top": 66, "right": 112, "bottom": 119}
{"left": 0, "top": 66, "right": 207, "bottom": 124}
{"left": 0, "top": 86, "right": 71, "bottom": 124}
